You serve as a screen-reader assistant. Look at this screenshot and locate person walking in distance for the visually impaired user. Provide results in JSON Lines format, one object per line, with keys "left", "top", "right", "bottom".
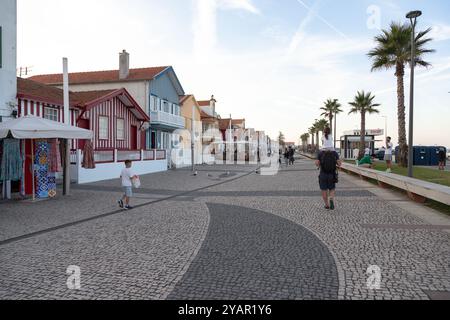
{"left": 316, "top": 128, "right": 341, "bottom": 210}
{"left": 384, "top": 137, "right": 393, "bottom": 173}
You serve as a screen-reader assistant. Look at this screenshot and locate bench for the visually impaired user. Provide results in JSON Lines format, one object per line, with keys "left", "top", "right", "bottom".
{"left": 340, "top": 163, "right": 450, "bottom": 205}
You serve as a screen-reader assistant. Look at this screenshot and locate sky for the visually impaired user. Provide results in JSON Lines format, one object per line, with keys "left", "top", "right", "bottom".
{"left": 17, "top": 0, "right": 450, "bottom": 147}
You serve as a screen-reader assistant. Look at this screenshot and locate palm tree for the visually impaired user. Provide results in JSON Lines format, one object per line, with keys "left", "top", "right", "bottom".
{"left": 278, "top": 131, "right": 285, "bottom": 148}
{"left": 300, "top": 133, "right": 310, "bottom": 152}
{"left": 368, "top": 22, "right": 434, "bottom": 167}
{"left": 308, "top": 126, "right": 316, "bottom": 151}
{"left": 320, "top": 99, "right": 343, "bottom": 149}
{"left": 315, "top": 119, "right": 329, "bottom": 149}
{"left": 348, "top": 91, "right": 381, "bottom": 159}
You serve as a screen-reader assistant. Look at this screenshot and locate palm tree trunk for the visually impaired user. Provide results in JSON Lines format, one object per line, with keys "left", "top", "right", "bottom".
{"left": 316, "top": 132, "right": 319, "bottom": 150}
{"left": 329, "top": 115, "right": 333, "bottom": 134}
{"left": 359, "top": 112, "right": 366, "bottom": 160}
{"left": 396, "top": 62, "right": 408, "bottom": 167}
{"left": 334, "top": 114, "right": 337, "bottom": 149}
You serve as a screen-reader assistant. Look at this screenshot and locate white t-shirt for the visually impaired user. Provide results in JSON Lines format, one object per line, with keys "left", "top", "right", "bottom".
{"left": 385, "top": 142, "right": 393, "bottom": 155}
{"left": 321, "top": 135, "right": 334, "bottom": 150}
{"left": 121, "top": 168, "right": 135, "bottom": 187}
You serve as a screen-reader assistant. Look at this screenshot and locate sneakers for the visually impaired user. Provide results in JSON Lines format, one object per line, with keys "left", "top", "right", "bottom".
{"left": 386, "top": 168, "right": 392, "bottom": 173}
{"left": 124, "top": 205, "right": 133, "bottom": 210}
{"left": 329, "top": 199, "right": 335, "bottom": 210}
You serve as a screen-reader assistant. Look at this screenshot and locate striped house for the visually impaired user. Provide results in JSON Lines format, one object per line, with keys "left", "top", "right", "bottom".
{"left": 17, "top": 77, "right": 149, "bottom": 151}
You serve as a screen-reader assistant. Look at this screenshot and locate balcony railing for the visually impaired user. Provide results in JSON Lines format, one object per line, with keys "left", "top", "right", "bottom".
{"left": 150, "top": 111, "right": 185, "bottom": 128}
{"left": 70, "top": 149, "right": 166, "bottom": 165}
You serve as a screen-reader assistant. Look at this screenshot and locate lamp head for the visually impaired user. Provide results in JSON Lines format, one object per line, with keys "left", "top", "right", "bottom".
{"left": 406, "top": 10, "right": 422, "bottom": 19}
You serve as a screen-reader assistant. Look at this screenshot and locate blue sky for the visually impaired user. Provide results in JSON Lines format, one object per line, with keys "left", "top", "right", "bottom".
{"left": 17, "top": 0, "right": 450, "bottom": 146}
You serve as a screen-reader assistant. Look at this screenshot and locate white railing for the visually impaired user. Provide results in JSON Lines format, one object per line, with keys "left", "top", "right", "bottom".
{"left": 117, "top": 150, "right": 141, "bottom": 162}
{"left": 150, "top": 111, "right": 185, "bottom": 128}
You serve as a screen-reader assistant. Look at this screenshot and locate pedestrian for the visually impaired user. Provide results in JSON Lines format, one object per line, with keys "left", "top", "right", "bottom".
{"left": 284, "top": 148, "right": 289, "bottom": 166}
{"left": 384, "top": 137, "right": 393, "bottom": 173}
{"left": 288, "top": 146, "right": 295, "bottom": 165}
{"left": 118, "top": 160, "right": 138, "bottom": 210}
{"left": 438, "top": 147, "right": 446, "bottom": 171}
{"left": 358, "top": 153, "right": 376, "bottom": 169}
{"left": 279, "top": 149, "right": 282, "bottom": 165}
{"left": 321, "top": 127, "right": 334, "bottom": 151}
{"left": 316, "top": 128, "right": 341, "bottom": 210}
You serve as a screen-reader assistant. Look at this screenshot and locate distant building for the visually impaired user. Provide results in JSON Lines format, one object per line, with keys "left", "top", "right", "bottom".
{"left": 340, "top": 129, "right": 384, "bottom": 159}
{"left": 178, "top": 94, "right": 203, "bottom": 166}
{"left": 199, "top": 96, "right": 221, "bottom": 164}
{"left": 0, "top": 0, "right": 17, "bottom": 122}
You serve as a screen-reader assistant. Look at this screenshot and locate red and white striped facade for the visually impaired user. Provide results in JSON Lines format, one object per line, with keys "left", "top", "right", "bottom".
{"left": 79, "top": 96, "right": 144, "bottom": 150}
{"left": 16, "top": 87, "right": 149, "bottom": 151}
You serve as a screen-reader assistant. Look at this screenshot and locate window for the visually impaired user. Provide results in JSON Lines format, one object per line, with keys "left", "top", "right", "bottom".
{"left": 44, "top": 107, "right": 58, "bottom": 122}
{"left": 99, "top": 116, "right": 109, "bottom": 140}
{"left": 162, "top": 100, "right": 169, "bottom": 113}
{"left": 116, "top": 118, "right": 124, "bottom": 140}
{"left": 151, "top": 96, "right": 159, "bottom": 112}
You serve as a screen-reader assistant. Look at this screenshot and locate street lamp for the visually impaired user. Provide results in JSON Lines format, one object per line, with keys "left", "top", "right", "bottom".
{"left": 381, "top": 115, "right": 388, "bottom": 147}
{"left": 406, "top": 10, "right": 422, "bottom": 178}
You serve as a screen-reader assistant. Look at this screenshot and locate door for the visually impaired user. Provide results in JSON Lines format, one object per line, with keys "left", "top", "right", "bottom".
{"left": 130, "top": 125, "right": 137, "bottom": 150}
{"left": 77, "top": 119, "right": 90, "bottom": 150}
{"left": 151, "top": 131, "right": 156, "bottom": 149}
{"left": 141, "top": 130, "right": 147, "bottom": 150}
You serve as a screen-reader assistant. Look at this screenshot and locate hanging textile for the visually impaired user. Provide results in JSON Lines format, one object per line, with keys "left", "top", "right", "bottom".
{"left": 48, "top": 139, "right": 62, "bottom": 173}
{"left": 0, "top": 139, "right": 24, "bottom": 181}
{"left": 34, "top": 139, "right": 50, "bottom": 199}
{"left": 82, "top": 140, "right": 96, "bottom": 169}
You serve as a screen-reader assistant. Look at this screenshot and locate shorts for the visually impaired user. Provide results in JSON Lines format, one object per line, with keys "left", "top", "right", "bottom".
{"left": 384, "top": 154, "right": 392, "bottom": 161}
{"left": 123, "top": 186, "right": 133, "bottom": 197}
{"left": 319, "top": 172, "right": 336, "bottom": 191}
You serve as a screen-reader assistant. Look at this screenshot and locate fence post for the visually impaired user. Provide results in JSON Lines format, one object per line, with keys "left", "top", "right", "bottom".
{"left": 141, "top": 149, "right": 144, "bottom": 162}
{"left": 114, "top": 149, "right": 118, "bottom": 163}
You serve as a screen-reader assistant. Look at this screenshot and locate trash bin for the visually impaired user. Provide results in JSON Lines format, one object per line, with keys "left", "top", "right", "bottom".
{"left": 428, "top": 146, "right": 446, "bottom": 166}
{"left": 413, "top": 146, "right": 429, "bottom": 166}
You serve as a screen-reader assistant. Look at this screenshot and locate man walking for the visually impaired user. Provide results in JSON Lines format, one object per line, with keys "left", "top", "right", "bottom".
{"left": 316, "top": 139, "right": 341, "bottom": 210}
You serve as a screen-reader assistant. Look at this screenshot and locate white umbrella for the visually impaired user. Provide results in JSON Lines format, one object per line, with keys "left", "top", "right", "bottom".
{"left": 0, "top": 115, "right": 93, "bottom": 139}
{"left": 0, "top": 115, "right": 93, "bottom": 200}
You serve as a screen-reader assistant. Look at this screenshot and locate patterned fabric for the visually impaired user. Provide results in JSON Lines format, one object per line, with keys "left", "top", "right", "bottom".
{"left": 82, "top": 140, "right": 96, "bottom": 169}
{"left": 47, "top": 172, "right": 56, "bottom": 198}
{"left": 35, "top": 140, "right": 50, "bottom": 199}
{"left": 0, "top": 139, "right": 24, "bottom": 181}
{"left": 48, "top": 139, "right": 62, "bottom": 173}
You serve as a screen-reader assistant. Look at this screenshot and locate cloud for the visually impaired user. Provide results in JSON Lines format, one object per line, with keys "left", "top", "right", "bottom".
{"left": 429, "top": 23, "right": 450, "bottom": 42}
{"left": 217, "top": 0, "right": 260, "bottom": 15}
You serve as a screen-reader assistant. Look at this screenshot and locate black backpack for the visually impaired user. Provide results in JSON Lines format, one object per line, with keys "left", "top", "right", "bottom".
{"left": 321, "top": 151, "right": 337, "bottom": 173}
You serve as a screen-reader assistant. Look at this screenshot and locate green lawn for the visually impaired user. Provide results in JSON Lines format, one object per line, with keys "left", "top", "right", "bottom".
{"left": 345, "top": 160, "right": 450, "bottom": 187}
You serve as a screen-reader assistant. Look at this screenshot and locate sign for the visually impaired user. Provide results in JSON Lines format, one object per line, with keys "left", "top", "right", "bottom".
{"left": 343, "top": 129, "right": 384, "bottom": 136}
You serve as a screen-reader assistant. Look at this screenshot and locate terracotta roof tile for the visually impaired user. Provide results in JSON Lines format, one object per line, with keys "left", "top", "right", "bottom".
{"left": 28, "top": 66, "right": 169, "bottom": 85}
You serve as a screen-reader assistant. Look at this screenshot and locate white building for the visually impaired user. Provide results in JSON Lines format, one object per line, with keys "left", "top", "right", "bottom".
{"left": 0, "top": 0, "right": 17, "bottom": 122}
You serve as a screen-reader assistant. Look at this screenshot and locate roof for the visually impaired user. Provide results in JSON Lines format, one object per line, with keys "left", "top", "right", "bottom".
{"left": 219, "top": 119, "right": 246, "bottom": 131}
{"left": 179, "top": 95, "right": 191, "bottom": 104}
{"left": 17, "top": 77, "right": 77, "bottom": 106}
{"left": 28, "top": 67, "right": 169, "bottom": 85}
{"left": 72, "top": 90, "right": 116, "bottom": 105}
{"left": 198, "top": 100, "right": 211, "bottom": 107}
{"left": 73, "top": 88, "right": 149, "bottom": 122}
{"left": 17, "top": 78, "right": 149, "bottom": 121}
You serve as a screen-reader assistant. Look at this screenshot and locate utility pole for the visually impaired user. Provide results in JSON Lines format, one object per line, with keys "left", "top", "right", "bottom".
{"left": 191, "top": 105, "right": 195, "bottom": 172}
{"left": 63, "top": 57, "right": 71, "bottom": 195}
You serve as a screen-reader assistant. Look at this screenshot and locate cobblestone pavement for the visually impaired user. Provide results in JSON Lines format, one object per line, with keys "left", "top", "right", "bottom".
{"left": 0, "top": 158, "right": 449, "bottom": 300}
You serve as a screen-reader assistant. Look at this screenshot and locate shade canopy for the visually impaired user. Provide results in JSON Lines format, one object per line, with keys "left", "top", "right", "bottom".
{"left": 0, "top": 115, "right": 93, "bottom": 139}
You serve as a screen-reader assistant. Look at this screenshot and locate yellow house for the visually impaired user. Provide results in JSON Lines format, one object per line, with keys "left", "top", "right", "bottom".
{"left": 179, "top": 94, "right": 203, "bottom": 165}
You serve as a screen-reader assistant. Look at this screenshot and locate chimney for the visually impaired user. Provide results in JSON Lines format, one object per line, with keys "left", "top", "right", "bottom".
{"left": 210, "top": 95, "right": 216, "bottom": 116}
{"left": 119, "top": 50, "right": 130, "bottom": 80}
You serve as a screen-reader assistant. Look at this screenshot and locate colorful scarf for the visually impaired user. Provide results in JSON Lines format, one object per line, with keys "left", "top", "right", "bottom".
{"left": 0, "top": 139, "right": 23, "bottom": 181}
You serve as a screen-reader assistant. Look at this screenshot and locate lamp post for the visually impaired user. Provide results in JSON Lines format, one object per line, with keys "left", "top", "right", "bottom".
{"left": 406, "top": 10, "right": 422, "bottom": 178}
{"left": 381, "top": 115, "right": 388, "bottom": 146}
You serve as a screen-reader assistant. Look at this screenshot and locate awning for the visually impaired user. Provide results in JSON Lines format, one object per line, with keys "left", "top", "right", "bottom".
{"left": 0, "top": 115, "right": 93, "bottom": 139}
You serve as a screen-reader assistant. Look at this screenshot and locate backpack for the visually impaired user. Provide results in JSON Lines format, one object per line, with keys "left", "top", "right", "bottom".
{"left": 321, "top": 151, "right": 337, "bottom": 173}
